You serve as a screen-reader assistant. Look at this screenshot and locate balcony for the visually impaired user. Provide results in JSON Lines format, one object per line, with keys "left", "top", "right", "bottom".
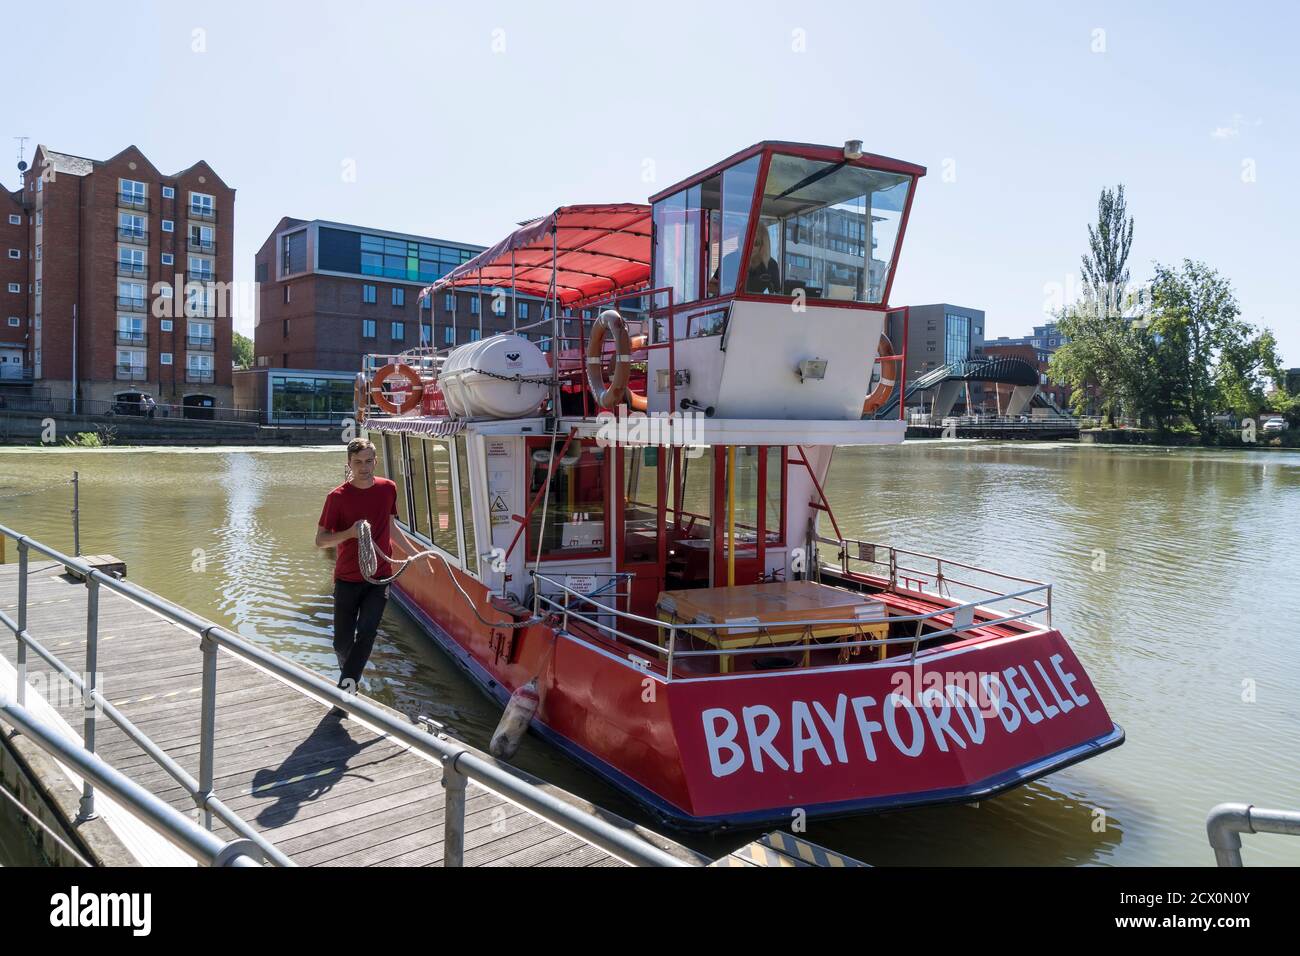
{"left": 188, "top": 272, "right": 215, "bottom": 285}
{"left": 188, "top": 238, "right": 215, "bottom": 254}
{"left": 186, "top": 335, "right": 215, "bottom": 351}
{"left": 118, "top": 193, "right": 148, "bottom": 211}
{"left": 117, "top": 227, "right": 149, "bottom": 245}
{"left": 188, "top": 205, "right": 217, "bottom": 223}
{"left": 116, "top": 330, "right": 148, "bottom": 346}
{"left": 116, "top": 260, "right": 148, "bottom": 277}
{"left": 185, "top": 368, "right": 214, "bottom": 384}
{"left": 117, "top": 296, "right": 147, "bottom": 312}
{"left": 115, "top": 365, "right": 148, "bottom": 382}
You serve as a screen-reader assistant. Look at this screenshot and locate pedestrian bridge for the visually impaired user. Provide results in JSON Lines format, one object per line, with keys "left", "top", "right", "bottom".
{"left": 870, "top": 356, "right": 1062, "bottom": 420}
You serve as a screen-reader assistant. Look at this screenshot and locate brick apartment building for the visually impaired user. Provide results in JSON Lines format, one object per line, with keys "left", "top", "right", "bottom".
{"left": 1, "top": 189, "right": 29, "bottom": 380}
{"left": 243, "top": 218, "right": 619, "bottom": 422}
{"left": 4, "top": 144, "right": 235, "bottom": 412}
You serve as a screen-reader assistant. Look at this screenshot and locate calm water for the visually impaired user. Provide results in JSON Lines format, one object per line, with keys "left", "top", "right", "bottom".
{"left": 1, "top": 442, "right": 1297, "bottom": 866}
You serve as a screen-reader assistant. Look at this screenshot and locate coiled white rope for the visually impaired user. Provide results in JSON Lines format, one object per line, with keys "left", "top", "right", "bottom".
{"left": 354, "top": 519, "right": 540, "bottom": 629}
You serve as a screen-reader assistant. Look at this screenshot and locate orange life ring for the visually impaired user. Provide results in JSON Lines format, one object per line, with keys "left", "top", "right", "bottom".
{"left": 370, "top": 363, "right": 424, "bottom": 415}
{"left": 586, "top": 310, "right": 647, "bottom": 411}
{"left": 862, "top": 334, "right": 901, "bottom": 416}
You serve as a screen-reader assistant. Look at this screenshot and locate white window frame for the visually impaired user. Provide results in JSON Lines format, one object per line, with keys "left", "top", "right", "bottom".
{"left": 6, "top": 249, "right": 18, "bottom": 259}
{"left": 161, "top": 219, "right": 174, "bottom": 233}
{"left": 7, "top": 214, "right": 20, "bottom": 225}
{"left": 7, "top": 283, "right": 19, "bottom": 294}
{"left": 189, "top": 192, "right": 215, "bottom": 217}
{"left": 161, "top": 352, "right": 173, "bottom": 365}
{"left": 7, "top": 317, "right": 19, "bottom": 327}
{"left": 160, "top": 319, "right": 174, "bottom": 332}
{"left": 162, "top": 186, "right": 175, "bottom": 199}
{"left": 187, "top": 352, "right": 214, "bottom": 372}
{"left": 119, "top": 179, "right": 147, "bottom": 204}
{"left": 161, "top": 252, "right": 174, "bottom": 266}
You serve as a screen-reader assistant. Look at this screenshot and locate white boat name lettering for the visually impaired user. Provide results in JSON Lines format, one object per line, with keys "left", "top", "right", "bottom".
{"left": 700, "top": 655, "right": 1090, "bottom": 778}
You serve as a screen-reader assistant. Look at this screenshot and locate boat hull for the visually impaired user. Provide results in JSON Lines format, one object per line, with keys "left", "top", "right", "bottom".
{"left": 388, "top": 536, "right": 1123, "bottom": 831}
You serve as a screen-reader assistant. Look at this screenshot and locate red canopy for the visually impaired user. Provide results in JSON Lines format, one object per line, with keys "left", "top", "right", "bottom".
{"left": 422, "top": 203, "right": 651, "bottom": 307}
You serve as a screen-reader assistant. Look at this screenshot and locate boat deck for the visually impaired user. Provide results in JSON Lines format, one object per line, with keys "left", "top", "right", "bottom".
{"left": 0, "top": 560, "right": 699, "bottom": 867}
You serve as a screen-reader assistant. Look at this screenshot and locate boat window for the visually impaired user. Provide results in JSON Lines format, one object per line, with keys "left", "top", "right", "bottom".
{"left": 765, "top": 446, "right": 785, "bottom": 545}
{"left": 724, "top": 447, "right": 761, "bottom": 547}
{"left": 622, "top": 446, "right": 659, "bottom": 564}
{"left": 426, "top": 439, "right": 460, "bottom": 559}
{"left": 407, "top": 437, "right": 432, "bottom": 539}
{"left": 384, "top": 433, "right": 410, "bottom": 525}
{"left": 668, "top": 446, "right": 712, "bottom": 540}
{"left": 748, "top": 155, "right": 911, "bottom": 303}
{"left": 527, "top": 438, "right": 609, "bottom": 558}
{"left": 454, "top": 435, "right": 479, "bottom": 574}
{"left": 650, "top": 155, "right": 760, "bottom": 313}
{"left": 369, "top": 430, "right": 387, "bottom": 480}
{"left": 718, "top": 156, "right": 760, "bottom": 297}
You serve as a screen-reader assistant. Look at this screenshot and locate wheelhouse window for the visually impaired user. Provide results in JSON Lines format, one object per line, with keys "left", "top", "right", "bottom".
{"left": 621, "top": 446, "right": 660, "bottom": 564}
{"left": 652, "top": 155, "right": 760, "bottom": 309}
{"left": 748, "top": 155, "right": 910, "bottom": 303}
{"left": 527, "top": 438, "right": 608, "bottom": 558}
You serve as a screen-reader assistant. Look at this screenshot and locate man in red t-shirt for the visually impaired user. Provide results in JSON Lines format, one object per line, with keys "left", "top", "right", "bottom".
{"left": 316, "top": 438, "right": 400, "bottom": 710}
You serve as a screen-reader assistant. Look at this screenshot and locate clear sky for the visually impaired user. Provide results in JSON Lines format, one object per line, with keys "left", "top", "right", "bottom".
{"left": 8, "top": 0, "right": 1297, "bottom": 364}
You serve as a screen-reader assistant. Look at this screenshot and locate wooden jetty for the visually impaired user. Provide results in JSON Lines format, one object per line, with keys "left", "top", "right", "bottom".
{"left": 0, "top": 558, "right": 704, "bottom": 867}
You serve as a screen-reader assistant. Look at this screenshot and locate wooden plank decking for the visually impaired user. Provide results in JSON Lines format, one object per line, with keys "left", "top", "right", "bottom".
{"left": 0, "top": 559, "right": 699, "bottom": 867}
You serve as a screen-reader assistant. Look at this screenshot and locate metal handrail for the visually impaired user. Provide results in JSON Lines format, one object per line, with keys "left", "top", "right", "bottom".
{"left": 0, "top": 525, "right": 688, "bottom": 868}
{"left": 0, "top": 696, "right": 261, "bottom": 867}
{"left": 822, "top": 535, "right": 1054, "bottom": 626}
{"left": 530, "top": 570, "right": 1051, "bottom": 680}
{"left": 1207, "top": 803, "right": 1300, "bottom": 866}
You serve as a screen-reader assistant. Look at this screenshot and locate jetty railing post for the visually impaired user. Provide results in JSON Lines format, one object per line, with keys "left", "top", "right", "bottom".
{"left": 72, "top": 471, "right": 80, "bottom": 557}
{"left": 78, "top": 575, "right": 100, "bottom": 820}
{"left": 441, "top": 752, "right": 468, "bottom": 867}
{"left": 16, "top": 539, "right": 28, "bottom": 708}
{"left": 197, "top": 628, "right": 218, "bottom": 830}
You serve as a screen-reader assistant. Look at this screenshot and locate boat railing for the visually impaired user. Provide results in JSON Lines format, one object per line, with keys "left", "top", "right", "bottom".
{"left": 816, "top": 534, "right": 1053, "bottom": 628}
{"left": 529, "top": 570, "right": 1052, "bottom": 681}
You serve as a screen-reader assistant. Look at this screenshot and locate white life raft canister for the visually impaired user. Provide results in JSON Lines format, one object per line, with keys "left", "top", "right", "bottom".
{"left": 438, "top": 334, "right": 550, "bottom": 419}
{"left": 489, "top": 678, "right": 540, "bottom": 759}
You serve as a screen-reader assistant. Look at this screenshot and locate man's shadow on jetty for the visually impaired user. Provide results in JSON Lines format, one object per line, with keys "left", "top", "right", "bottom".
{"left": 249, "top": 713, "right": 394, "bottom": 828}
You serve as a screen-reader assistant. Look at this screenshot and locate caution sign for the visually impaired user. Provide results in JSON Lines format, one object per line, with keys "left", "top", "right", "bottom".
{"left": 489, "top": 492, "right": 511, "bottom": 524}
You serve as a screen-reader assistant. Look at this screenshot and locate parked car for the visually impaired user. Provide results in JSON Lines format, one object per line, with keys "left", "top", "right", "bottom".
{"left": 1262, "top": 417, "right": 1287, "bottom": 433}
{"left": 107, "top": 393, "right": 156, "bottom": 419}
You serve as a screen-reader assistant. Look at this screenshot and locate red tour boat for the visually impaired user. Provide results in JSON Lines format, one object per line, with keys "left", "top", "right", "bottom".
{"left": 355, "top": 140, "right": 1123, "bottom": 830}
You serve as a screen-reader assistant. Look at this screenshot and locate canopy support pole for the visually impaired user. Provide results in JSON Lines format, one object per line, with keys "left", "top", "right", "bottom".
{"left": 727, "top": 446, "right": 736, "bottom": 587}
{"left": 511, "top": 250, "right": 517, "bottom": 334}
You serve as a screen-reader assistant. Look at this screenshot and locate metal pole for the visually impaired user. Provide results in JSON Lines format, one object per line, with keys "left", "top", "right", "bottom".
{"left": 441, "top": 753, "right": 468, "bottom": 867}
{"left": 72, "top": 471, "right": 80, "bottom": 556}
{"left": 78, "top": 576, "right": 99, "bottom": 820}
{"left": 16, "top": 539, "right": 28, "bottom": 708}
{"left": 510, "top": 250, "right": 517, "bottom": 334}
{"left": 197, "top": 630, "right": 218, "bottom": 830}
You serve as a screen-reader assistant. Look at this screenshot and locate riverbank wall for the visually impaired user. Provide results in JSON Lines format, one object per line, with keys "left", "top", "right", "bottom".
{"left": 0, "top": 410, "right": 339, "bottom": 446}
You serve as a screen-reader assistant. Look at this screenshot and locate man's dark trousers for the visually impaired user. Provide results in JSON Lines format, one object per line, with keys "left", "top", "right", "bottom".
{"left": 333, "top": 580, "right": 388, "bottom": 688}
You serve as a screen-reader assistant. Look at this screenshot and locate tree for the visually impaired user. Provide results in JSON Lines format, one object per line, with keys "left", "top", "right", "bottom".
{"left": 233, "top": 331, "right": 254, "bottom": 369}
{"left": 1080, "top": 184, "right": 1135, "bottom": 317}
{"left": 1049, "top": 184, "right": 1150, "bottom": 423}
{"left": 1147, "top": 260, "right": 1279, "bottom": 435}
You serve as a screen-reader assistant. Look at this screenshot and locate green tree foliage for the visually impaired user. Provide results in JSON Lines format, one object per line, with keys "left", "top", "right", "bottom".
{"left": 1147, "top": 260, "right": 1280, "bottom": 436}
{"left": 233, "top": 331, "right": 254, "bottom": 370}
{"left": 1080, "top": 184, "right": 1134, "bottom": 317}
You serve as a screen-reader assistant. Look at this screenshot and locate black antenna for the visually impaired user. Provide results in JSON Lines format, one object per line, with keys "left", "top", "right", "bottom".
{"left": 15, "top": 136, "right": 29, "bottom": 184}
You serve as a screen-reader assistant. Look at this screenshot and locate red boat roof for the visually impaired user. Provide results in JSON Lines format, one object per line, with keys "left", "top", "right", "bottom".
{"left": 421, "top": 203, "right": 651, "bottom": 307}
